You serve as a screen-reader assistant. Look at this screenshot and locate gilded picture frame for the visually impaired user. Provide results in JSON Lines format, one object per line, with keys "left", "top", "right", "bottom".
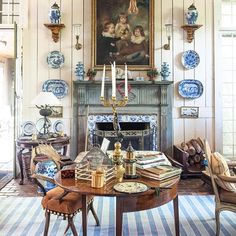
{"left": 92, "top": 0, "right": 154, "bottom": 70}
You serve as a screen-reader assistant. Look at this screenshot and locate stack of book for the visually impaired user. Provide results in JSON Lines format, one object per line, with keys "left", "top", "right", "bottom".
{"left": 136, "top": 152, "right": 167, "bottom": 169}
{"left": 137, "top": 165, "right": 182, "bottom": 181}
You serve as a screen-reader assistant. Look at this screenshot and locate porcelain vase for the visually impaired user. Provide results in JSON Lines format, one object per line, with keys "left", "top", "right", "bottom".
{"left": 160, "top": 62, "right": 171, "bottom": 81}
{"left": 75, "top": 62, "right": 85, "bottom": 80}
{"left": 185, "top": 3, "right": 198, "bottom": 25}
{"left": 49, "top": 2, "right": 61, "bottom": 24}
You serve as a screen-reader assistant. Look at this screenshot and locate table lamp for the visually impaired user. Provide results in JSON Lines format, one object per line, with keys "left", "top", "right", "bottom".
{"left": 31, "top": 92, "right": 61, "bottom": 136}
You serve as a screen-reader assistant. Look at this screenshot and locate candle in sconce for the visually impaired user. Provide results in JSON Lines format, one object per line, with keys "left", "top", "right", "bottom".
{"left": 101, "top": 64, "right": 106, "bottom": 98}
{"left": 125, "top": 64, "right": 128, "bottom": 98}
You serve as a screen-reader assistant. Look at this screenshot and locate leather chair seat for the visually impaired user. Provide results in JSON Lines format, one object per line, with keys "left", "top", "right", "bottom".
{"left": 220, "top": 189, "right": 236, "bottom": 205}
{"left": 42, "top": 186, "right": 92, "bottom": 215}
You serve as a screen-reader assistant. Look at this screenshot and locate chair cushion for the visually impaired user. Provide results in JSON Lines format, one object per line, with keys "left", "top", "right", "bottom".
{"left": 42, "top": 186, "right": 92, "bottom": 215}
{"left": 211, "top": 152, "right": 236, "bottom": 192}
{"left": 219, "top": 188, "right": 236, "bottom": 204}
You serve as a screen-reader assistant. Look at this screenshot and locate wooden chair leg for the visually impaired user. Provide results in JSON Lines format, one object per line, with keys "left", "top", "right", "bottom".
{"left": 44, "top": 211, "right": 50, "bottom": 236}
{"left": 89, "top": 201, "right": 100, "bottom": 226}
{"left": 216, "top": 209, "right": 220, "bottom": 236}
{"left": 68, "top": 217, "right": 78, "bottom": 236}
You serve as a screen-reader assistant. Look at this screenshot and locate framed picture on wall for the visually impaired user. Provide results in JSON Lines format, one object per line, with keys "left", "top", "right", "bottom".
{"left": 180, "top": 106, "right": 199, "bottom": 119}
{"left": 50, "top": 106, "right": 63, "bottom": 118}
{"left": 92, "top": 0, "right": 154, "bottom": 70}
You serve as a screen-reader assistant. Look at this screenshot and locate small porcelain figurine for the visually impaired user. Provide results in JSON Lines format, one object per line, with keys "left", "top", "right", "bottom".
{"left": 75, "top": 62, "right": 85, "bottom": 80}
{"left": 160, "top": 62, "right": 171, "bottom": 80}
{"left": 49, "top": 2, "right": 61, "bottom": 24}
{"left": 185, "top": 3, "right": 198, "bottom": 25}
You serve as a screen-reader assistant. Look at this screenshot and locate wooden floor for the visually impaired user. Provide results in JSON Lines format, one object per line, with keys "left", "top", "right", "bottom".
{"left": 0, "top": 176, "right": 213, "bottom": 197}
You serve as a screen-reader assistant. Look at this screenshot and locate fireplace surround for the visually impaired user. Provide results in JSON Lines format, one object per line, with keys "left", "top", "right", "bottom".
{"left": 71, "top": 80, "right": 173, "bottom": 158}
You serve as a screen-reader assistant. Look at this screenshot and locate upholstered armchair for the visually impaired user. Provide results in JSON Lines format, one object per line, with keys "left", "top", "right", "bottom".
{"left": 31, "top": 144, "right": 100, "bottom": 236}
{"left": 204, "top": 140, "right": 236, "bottom": 236}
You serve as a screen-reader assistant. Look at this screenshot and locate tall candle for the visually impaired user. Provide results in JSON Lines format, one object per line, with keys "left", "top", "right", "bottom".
{"left": 125, "top": 64, "right": 128, "bottom": 97}
{"left": 112, "top": 62, "right": 116, "bottom": 98}
{"left": 101, "top": 64, "right": 105, "bottom": 97}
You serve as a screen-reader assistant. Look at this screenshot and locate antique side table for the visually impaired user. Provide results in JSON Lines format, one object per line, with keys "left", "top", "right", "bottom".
{"left": 55, "top": 171, "right": 180, "bottom": 236}
{"left": 16, "top": 135, "right": 70, "bottom": 185}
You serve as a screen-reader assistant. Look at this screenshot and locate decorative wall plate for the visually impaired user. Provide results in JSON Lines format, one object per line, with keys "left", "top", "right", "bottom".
{"left": 21, "top": 121, "right": 36, "bottom": 136}
{"left": 178, "top": 79, "right": 203, "bottom": 99}
{"left": 53, "top": 120, "right": 64, "bottom": 133}
{"left": 113, "top": 182, "right": 148, "bottom": 194}
{"left": 42, "top": 79, "right": 68, "bottom": 99}
{"left": 36, "top": 118, "right": 52, "bottom": 134}
{"left": 181, "top": 50, "right": 200, "bottom": 69}
{"left": 47, "top": 51, "right": 65, "bottom": 69}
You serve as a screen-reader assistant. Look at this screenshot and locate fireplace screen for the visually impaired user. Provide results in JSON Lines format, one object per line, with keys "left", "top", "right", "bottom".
{"left": 87, "top": 114, "right": 158, "bottom": 151}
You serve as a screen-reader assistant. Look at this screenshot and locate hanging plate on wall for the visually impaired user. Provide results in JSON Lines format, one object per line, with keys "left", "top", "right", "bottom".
{"left": 178, "top": 79, "right": 203, "bottom": 99}
{"left": 47, "top": 51, "right": 65, "bottom": 69}
{"left": 181, "top": 50, "right": 200, "bottom": 70}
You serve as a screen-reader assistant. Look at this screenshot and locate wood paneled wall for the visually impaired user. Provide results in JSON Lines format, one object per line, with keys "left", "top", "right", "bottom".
{"left": 22, "top": 0, "right": 215, "bottom": 155}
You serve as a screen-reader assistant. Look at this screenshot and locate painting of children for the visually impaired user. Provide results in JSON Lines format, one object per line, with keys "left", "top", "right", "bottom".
{"left": 93, "top": 0, "right": 154, "bottom": 69}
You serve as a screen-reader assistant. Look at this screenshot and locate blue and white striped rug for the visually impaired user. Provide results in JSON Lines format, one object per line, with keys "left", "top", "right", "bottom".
{"left": 0, "top": 195, "right": 235, "bottom": 236}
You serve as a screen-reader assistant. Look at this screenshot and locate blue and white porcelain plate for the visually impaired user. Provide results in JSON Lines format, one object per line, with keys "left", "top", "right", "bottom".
{"left": 53, "top": 120, "right": 64, "bottom": 133}
{"left": 178, "top": 79, "right": 203, "bottom": 99}
{"left": 42, "top": 79, "right": 68, "bottom": 99}
{"left": 181, "top": 50, "right": 200, "bottom": 70}
{"left": 21, "top": 121, "right": 36, "bottom": 136}
{"left": 47, "top": 51, "right": 65, "bottom": 69}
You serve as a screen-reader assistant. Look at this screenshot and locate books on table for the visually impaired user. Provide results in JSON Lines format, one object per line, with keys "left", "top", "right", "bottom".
{"left": 137, "top": 165, "right": 182, "bottom": 181}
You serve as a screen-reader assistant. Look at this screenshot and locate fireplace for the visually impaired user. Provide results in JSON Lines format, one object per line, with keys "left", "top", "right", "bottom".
{"left": 72, "top": 80, "right": 173, "bottom": 158}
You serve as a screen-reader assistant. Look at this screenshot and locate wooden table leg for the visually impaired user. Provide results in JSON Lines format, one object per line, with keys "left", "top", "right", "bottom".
{"left": 116, "top": 197, "right": 123, "bottom": 236}
{"left": 173, "top": 194, "right": 179, "bottom": 236}
{"left": 17, "top": 149, "right": 24, "bottom": 185}
{"left": 82, "top": 195, "right": 87, "bottom": 236}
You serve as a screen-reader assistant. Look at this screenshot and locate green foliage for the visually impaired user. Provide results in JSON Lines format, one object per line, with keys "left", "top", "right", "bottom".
{"left": 147, "top": 68, "right": 159, "bottom": 78}
{"left": 87, "top": 68, "right": 97, "bottom": 77}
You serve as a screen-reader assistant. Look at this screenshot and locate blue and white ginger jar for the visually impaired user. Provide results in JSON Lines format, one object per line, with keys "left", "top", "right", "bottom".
{"left": 49, "top": 2, "right": 61, "bottom": 24}
{"left": 185, "top": 4, "right": 198, "bottom": 25}
{"left": 160, "top": 62, "right": 170, "bottom": 80}
{"left": 75, "top": 62, "right": 85, "bottom": 80}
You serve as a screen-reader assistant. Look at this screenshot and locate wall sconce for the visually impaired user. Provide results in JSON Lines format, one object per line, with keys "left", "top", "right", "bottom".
{"left": 163, "top": 24, "right": 172, "bottom": 50}
{"left": 73, "top": 24, "right": 82, "bottom": 50}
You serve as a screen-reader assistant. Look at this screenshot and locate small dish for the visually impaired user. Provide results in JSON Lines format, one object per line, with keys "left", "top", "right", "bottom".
{"left": 21, "top": 121, "right": 36, "bottom": 136}
{"left": 47, "top": 51, "right": 65, "bottom": 69}
{"left": 53, "top": 120, "right": 64, "bottom": 133}
{"left": 181, "top": 50, "right": 200, "bottom": 70}
{"left": 113, "top": 182, "right": 148, "bottom": 194}
{"left": 178, "top": 79, "right": 203, "bottom": 99}
{"left": 42, "top": 79, "right": 69, "bottom": 99}
{"left": 36, "top": 118, "right": 52, "bottom": 134}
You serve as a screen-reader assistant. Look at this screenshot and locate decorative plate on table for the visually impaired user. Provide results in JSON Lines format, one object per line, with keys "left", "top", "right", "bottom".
{"left": 181, "top": 50, "right": 200, "bottom": 70}
{"left": 47, "top": 51, "right": 65, "bottom": 69}
{"left": 36, "top": 118, "right": 52, "bottom": 134}
{"left": 113, "top": 182, "right": 148, "bottom": 194}
{"left": 53, "top": 120, "right": 64, "bottom": 133}
{"left": 42, "top": 79, "right": 69, "bottom": 99}
{"left": 21, "top": 121, "right": 36, "bottom": 136}
{"left": 178, "top": 79, "right": 203, "bottom": 99}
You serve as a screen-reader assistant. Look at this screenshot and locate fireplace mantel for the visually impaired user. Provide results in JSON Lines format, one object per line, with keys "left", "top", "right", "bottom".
{"left": 71, "top": 80, "right": 173, "bottom": 158}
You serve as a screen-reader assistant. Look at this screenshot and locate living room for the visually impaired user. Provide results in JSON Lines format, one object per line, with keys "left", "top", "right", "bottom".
{"left": 0, "top": 0, "right": 236, "bottom": 235}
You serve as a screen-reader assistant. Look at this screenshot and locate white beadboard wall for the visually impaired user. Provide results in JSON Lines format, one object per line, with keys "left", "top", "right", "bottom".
{"left": 22, "top": 0, "right": 215, "bottom": 153}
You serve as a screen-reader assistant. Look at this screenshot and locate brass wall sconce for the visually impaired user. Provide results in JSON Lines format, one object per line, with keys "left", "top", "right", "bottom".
{"left": 73, "top": 24, "right": 82, "bottom": 50}
{"left": 163, "top": 24, "right": 172, "bottom": 50}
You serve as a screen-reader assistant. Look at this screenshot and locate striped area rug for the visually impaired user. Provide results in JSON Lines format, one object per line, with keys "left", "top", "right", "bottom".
{"left": 0, "top": 195, "right": 235, "bottom": 236}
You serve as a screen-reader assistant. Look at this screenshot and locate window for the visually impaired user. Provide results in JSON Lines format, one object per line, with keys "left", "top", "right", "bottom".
{"left": 220, "top": 0, "right": 236, "bottom": 159}
{"left": 0, "top": 0, "right": 20, "bottom": 24}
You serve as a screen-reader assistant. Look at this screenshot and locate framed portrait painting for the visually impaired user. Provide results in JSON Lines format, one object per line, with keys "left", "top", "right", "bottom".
{"left": 92, "top": 0, "right": 154, "bottom": 70}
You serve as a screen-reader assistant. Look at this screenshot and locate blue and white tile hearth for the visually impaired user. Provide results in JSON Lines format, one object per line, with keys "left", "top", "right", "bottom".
{"left": 181, "top": 50, "right": 200, "bottom": 70}
{"left": 178, "top": 79, "right": 203, "bottom": 99}
{"left": 47, "top": 51, "right": 65, "bottom": 69}
{"left": 42, "top": 79, "right": 68, "bottom": 99}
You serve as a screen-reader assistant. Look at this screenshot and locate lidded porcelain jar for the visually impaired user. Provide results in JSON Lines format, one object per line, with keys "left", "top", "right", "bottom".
{"left": 75, "top": 62, "right": 85, "bottom": 80}
{"left": 49, "top": 2, "right": 61, "bottom": 24}
{"left": 185, "top": 3, "right": 198, "bottom": 25}
{"left": 160, "top": 62, "right": 171, "bottom": 81}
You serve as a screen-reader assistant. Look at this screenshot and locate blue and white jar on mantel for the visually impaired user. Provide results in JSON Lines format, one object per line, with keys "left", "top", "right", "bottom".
{"left": 185, "top": 3, "right": 198, "bottom": 25}
{"left": 49, "top": 2, "right": 61, "bottom": 24}
{"left": 160, "top": 62, "right": 171, "bottom": 81}
{"left": 75, "top": 62, "right": 85, "bottom": 80}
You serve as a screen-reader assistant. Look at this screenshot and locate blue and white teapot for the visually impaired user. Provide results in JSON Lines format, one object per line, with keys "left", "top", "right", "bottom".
{"left": 49, "top": 2, "right": 61, "bottom": 24}
{"left": 185, "top": 3, "right": 198, "bottom": 25}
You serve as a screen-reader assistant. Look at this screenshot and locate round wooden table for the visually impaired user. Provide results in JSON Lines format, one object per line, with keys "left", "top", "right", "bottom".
{"left": 55, "top": 171, "right": 180, "bottom": 236}
{"left": 16, "top": 135, "right": 70, "bottom": 185}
